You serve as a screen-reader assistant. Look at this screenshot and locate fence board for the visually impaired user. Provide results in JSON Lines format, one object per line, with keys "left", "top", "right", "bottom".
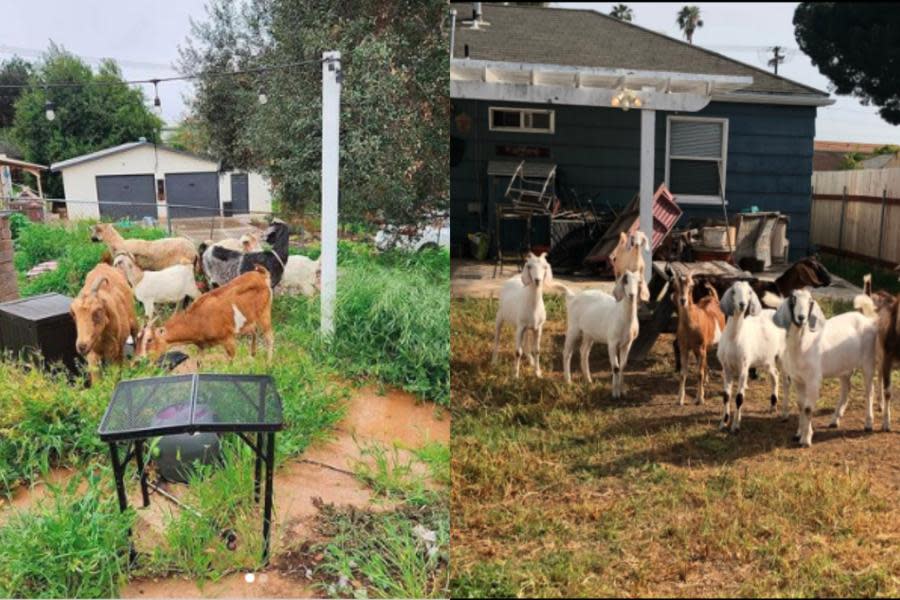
{"left": 811, "top": 168, "right": 900, "bottom": 265}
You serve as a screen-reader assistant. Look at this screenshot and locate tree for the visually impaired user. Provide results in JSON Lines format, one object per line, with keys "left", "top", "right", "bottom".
{"left": 11, "top": 45, "right": 162, "bottom": 197}
{"left": 677, "top": 5, "right": 703, "bottom": 44}
{"left": 795, "top": 4, "right": 900, "bottom": 125}
{"left": 167, "top": 115, "right": 212, "bottom": 155}
{"left": 180, "top": 0, "right": 449, "bottom": 224}
{"left": 0, "top": 57, "right": 32, "bottom": 129}
{"left": 610, "top": 4, "right": 634, "bottom": 22}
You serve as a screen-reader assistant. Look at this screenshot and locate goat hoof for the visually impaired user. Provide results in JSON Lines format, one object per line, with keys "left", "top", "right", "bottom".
{"left": 792, "top": 434, "right": 801, "bottom": 443}
{"left": 694, "top": 398, "right": 703, "bottom": 406}
{"left": 864, "top": 425, "right": 873, "bottom": 433}
{"left": 828, "top": 422, "right": 838, "bottom": 429}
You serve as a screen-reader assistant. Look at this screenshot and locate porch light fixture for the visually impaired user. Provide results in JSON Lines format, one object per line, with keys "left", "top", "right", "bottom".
{"left": 612, "top": 88, "right": 642, "bottom": 111}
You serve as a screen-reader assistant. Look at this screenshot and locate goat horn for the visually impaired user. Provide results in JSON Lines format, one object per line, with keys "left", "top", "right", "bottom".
{"left": 90, "top": 276, "right": 108, "bottom": 295}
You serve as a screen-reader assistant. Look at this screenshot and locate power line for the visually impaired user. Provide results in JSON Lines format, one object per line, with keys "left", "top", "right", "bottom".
{"left": 0, "top": 56, "right": 328, "bottom": 90}
{"left": 0, "top": 43, "right": 177, "bottom": 71}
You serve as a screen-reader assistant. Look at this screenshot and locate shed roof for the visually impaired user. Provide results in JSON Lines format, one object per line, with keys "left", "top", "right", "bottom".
{"left": 453, "top": 3, "right": 828, "bottom": 100}
{"left": 50, "top": 141, "right": 218, "bottom": 172}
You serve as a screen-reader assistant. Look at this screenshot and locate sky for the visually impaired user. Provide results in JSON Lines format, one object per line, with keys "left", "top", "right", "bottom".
{"left": 555, "top": 2, "right": 900, "bottom": 144}
{"left": 0, "top": 2, "right": 897, "bottom": 144}
{"left": 0, "top": 0, "right": 207, "bottom": 125}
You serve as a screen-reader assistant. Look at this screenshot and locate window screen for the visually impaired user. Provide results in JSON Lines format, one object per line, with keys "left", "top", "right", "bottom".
{"left": 489, "top": 107, "right": 554, "bottom": 133}
{"left": 668, "top": 118, "right": 726, "bottom": 199}
{"left": 492, "top": 109, "right": 521, "bottom": 129}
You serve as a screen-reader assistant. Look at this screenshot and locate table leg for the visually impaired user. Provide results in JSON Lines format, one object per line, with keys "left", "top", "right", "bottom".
{"left": 262, "top": 432, "right": 275, "bottom": 564}
{"left": 109, "top": 442, "right": 128, "bottom": 513}
{"left": 134, "top": 439, "right": 150, "bottom": 508}
{"left": 254, "top": 432, "right": 263, "bottom": 504}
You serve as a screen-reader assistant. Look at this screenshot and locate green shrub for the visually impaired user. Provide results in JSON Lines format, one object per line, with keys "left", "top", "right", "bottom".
{"left": 8, "top": 212, "right": 30, "bottom": 240}
{"left": 0, "top": 471, "right": 135, "bottom": 598}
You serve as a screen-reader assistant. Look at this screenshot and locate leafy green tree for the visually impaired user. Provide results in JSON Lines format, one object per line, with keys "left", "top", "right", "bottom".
{"left": 0, "top": 57, "right": 32, "bottom": 129}
{"left": 610, "top": 4, "right": 634, "bottom": 22}
{"left": 180, "top": 0, "right": 449, "bottom": 223}
{"left": 166, "top": 115, "right": 212, "bottom": 155}
{"left": 11, "top": 45, "right": 162, "bottom": 197}
{"left": 795, "top": 3, "right": 900, "bottom": 125}
{"left": 838, "top": 152, "right": 864, "bottom": 170}
{"left": 677, "top": 5, "right": 704, "bottom": 44}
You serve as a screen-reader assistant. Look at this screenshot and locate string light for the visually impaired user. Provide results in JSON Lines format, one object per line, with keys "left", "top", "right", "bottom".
{"left": 151, "top": 79, "right": 162, "bottom": 115}
{"left": 257, "top": 88, "right": 268, "bottom": 105}
{"left": 44, "top": 99, "right": 55, "bottom": 121}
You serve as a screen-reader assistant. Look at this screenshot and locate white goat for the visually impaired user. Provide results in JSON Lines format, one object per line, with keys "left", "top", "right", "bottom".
{"left": 280, "top": 255, "right": 321, "bottom": 296}
{"left": 773, "top": 289, "right": 878, "bottom": 446}
{"left": 492, "top": 253, "right": 553, "bottom": 378}
{"left": 559, "top": 270, "right": 642, "bottom": 398}
{"left": 716, "top": 281, "right": 788, "bottom": 433}
{"left": 610, "top": 230, "right": 651, "bottom": 301}
{"left": 113, "top": 253, "right": 201, "bottom": 320}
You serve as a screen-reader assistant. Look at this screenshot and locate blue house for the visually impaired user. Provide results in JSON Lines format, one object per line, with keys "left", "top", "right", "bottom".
{"left": 450, "top": 3, "right": 833, "bottom": 262}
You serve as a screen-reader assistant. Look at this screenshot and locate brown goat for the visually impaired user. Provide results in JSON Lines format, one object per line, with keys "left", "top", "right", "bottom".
{"left": 672, "top": 273, "right": 726, "bottom": 406}
{"left": 69, "top": 263, "right": 138, "bottom": 383}
{"left": 91, "top": 223, "right": 197, "bottom": 271}
{"left": 135, "top": 265, "right": 274, "bottom": 361}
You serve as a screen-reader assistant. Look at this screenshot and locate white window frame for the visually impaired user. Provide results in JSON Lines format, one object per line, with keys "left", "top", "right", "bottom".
{"left": 488, "top": 106, "right": 555, "bottom": 134}
{"left": 665, "top": 115, "right": 729, "bottom": 205}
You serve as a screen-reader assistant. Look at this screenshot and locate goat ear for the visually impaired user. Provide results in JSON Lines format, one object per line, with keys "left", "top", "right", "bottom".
{"left": 543, "top": 262, "right": 553, "bottom": 286}
{"left": 613, "top": 276, "right": 625, "bottom": 302}
{"left": 772, "top": 298, "right": 792, "bottom": 329}
{"left": 641, "top": 233, "right": 650, "bottom": 251}
{"left": 720, "top": 287, "right": 735, "bottom": 316}
{"left": 748, "top": 291, "right": 762, "bottom": 316}
{"left": 521, "top": 265, "right": 533, "bottom": 286}
{"left": 808, "top": 301, "right": 825, "bottom": 332}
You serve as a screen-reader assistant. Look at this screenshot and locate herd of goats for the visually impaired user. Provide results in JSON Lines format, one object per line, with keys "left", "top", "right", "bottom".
{"left": 68, "top": 220, "right": 320, "bottom": 382}
{"left": 492, "top": 231, "right": 898, "bottom": 447}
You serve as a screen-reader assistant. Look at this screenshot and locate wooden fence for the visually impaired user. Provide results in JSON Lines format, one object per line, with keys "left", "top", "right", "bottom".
{"left": 811, "top": 168, "right": 900, "bottom": 266}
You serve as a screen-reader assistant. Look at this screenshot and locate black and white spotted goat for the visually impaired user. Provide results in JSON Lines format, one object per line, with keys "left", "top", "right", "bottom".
{"left": 200, "top": 219, "right": 291, "bottom": 288}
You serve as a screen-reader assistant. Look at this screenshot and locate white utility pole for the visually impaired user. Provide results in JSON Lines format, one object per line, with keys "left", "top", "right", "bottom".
{"left": 321, "top": 51, "right": 341, "bottom": 336}
{"left": 639, "top": 100, "right": 655, "bottom": 283}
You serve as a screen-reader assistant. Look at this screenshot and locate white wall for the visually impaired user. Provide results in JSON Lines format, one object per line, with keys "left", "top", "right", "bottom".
{"left": 58, "top": 144, "right": 273, "bottom": 220}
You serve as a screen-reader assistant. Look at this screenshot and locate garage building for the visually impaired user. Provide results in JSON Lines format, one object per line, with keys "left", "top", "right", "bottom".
{"left": 50, "top": 141, "right": 272, "bottom": 221}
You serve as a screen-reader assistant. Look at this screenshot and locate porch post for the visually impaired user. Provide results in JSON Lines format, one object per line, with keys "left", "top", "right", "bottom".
{"left": 639, "top": 106, "right": 655, "bottom": 283}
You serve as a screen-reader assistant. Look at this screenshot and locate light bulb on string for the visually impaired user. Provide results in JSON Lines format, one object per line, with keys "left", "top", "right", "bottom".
{"left": 151, "top": 80, "right": 162, "bottom": 116}
{"left": 258, "top": 89, "right": 268, "bottom": 105}
{"left": 44, "top": 100, "right": 55, "bottom": 122}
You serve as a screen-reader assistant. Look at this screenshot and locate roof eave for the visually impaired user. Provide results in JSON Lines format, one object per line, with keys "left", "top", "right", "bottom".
{"left": 711, "top": 92, "right": 834, "bottom": 107}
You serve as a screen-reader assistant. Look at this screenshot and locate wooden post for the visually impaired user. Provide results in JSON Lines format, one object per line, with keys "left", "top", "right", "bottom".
{"left": 837, "top": 185, "right": 847, "bottom": 251}
{"left": 321, "top": 51, "right": 341, "bottom": 336}
{"left": 878, "top": 188, "right": 888, "bottom": 260}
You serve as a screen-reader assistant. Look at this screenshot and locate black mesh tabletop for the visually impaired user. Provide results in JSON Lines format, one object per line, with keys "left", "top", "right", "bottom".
{"left": 99, "top": 374, "right": 284, "bottom": 441}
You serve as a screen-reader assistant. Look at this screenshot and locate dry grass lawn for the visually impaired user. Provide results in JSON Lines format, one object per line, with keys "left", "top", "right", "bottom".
{"left": 451, "top": 295, "right": 900, "bottom": 598}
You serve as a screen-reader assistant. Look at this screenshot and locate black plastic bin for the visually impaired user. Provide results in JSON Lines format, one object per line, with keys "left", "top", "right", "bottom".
{"left": 0, "top": 293, "right": 80, "bottom": 374}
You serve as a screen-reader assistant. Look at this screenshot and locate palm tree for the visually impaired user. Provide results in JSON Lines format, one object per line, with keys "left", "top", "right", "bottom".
{"left": 610, "top": 4, "right": 634, "bottom": 22}
{"left": 676, "top": 5, "right": 704, "bottom": 44}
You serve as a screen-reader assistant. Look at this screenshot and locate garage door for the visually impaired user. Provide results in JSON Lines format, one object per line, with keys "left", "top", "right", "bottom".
{"left": 95, "top": 174, "right": 157, "bottom": 221}
{"left": 165, "top": 172, "right": 220, "bottom": 219}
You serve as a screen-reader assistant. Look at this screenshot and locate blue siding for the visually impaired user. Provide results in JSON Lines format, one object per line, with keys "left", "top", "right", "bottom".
{"left": 451, "top": 99, "right": 816, "bottom": 259}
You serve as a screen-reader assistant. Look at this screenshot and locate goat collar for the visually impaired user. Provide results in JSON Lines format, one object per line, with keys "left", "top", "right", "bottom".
{"left": 271, "top": 249, "right": 286, "bottom": 270}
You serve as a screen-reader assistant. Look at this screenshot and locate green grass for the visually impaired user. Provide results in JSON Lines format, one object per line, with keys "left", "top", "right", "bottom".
{"left": 450, "top": 297, "right": 900, "bottom": 597}
{"left": 0, "top": 471, "right": 135, "bottom": 599}
{"left": 312, "top": 438, "right": 450, "bottom": 599}
{"left": 14, "top": 220, "right": 167, "bottom": 297}
{"left": 819, "top": 251, "right": 900, "bottom": 295}
{"left": 0, "top": 221, "right": 448, "bottom": 597}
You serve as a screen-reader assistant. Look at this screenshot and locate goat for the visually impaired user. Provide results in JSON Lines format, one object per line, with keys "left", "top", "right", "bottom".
{"left": 280, "top": 255, "right": 321, "bottom": 296}
{"left": 91, "top": 223, "right": 197, "bottom": 271}
{"left": 201, "top": 220, "right": 290, "bottom": 288}
{"left": 69, "top": 263, "right": 138, "bottom": 383}
{"left": 135, "top": 265, "right": 274, "bottom": 362}
{"left": 773, "top": 289, "right": 878, "bottom": 446}
{"left": 716, "top": 281, "right": 788, "bottom": 432}
{"left": 854, "top": 277, "right": 898, "bottom": 432}
{"left": 492, "top": 253, "right": 553, "bottom": 378}
{"left": 559, "top": 270, "right": 642, "bottom": 398}
{"left": 112, "top": 253, "right": 201, "bottom": 320}
{"left": 672, "top": 273, "right": 726, "bottom": 406}
{"left": 610, "top": 230, "right": 651, "bottom": 302}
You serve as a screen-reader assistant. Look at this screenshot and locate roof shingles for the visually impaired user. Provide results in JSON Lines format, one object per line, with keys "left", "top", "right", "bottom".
{"left": 453, "top": 3, "right": 827, "bottom": 98}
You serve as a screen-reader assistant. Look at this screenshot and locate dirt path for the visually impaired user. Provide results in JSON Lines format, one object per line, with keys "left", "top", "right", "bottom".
{"left": 119, "top": 386, "right": 449, "bottom": 599}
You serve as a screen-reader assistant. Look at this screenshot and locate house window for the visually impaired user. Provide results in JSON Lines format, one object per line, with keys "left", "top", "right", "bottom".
{"left": 666, "top": 116, "right": 728, "bottom": 205}
{"left": 489, "top": 107, "right": 555, "bottom": 134}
